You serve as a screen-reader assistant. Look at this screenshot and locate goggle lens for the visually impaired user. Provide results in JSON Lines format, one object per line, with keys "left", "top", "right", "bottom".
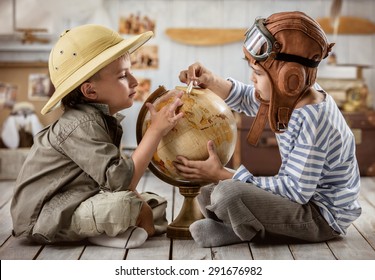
{"left": 244, "top": 28, "right": 269, "bottom": 60}
{"left": 243, "top": 19, "right": 274, "bottom": 61}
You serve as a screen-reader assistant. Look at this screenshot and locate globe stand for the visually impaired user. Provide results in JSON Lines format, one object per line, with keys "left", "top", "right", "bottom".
{"left": 167, "top": 185, "right": 204, "bottom": 239}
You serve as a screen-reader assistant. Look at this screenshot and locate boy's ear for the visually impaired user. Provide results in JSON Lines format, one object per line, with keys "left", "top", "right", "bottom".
{"left": 80, "top": 82, "right": 97, "bottom": 100}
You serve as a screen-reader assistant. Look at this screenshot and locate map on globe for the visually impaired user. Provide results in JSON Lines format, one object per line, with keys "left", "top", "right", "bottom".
{"left": 137, "top": 86, "right": 237, "bottom": 186}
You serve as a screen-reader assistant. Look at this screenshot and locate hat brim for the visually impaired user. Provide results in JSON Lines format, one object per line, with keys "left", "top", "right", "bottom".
{"left": 41, "top": 31, "right": 153, "bottom": 115}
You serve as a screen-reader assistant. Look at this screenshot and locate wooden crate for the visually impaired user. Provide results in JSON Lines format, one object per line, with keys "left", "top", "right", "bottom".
{"left": 343, "top": 111, "right": 375, "bottom": 176}
{"left": 232, "top": 113, "right": 281, "bottom": 176}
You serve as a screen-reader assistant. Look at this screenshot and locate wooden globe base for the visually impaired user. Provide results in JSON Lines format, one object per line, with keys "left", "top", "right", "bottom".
{"left": 167, "top": 185, "right": 204, "bottom": 239}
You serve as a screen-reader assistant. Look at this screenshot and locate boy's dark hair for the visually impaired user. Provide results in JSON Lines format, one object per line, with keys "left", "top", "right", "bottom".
{"left": 61, "top": 87, "right": 86, "bottom": 111}
{"left": 61, "top": 72, "right": 100, "bottom": 111}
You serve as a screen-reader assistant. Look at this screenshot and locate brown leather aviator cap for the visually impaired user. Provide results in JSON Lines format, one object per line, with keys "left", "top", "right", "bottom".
{"left": 243, "top": 11, "right": 334, "bottom": 145}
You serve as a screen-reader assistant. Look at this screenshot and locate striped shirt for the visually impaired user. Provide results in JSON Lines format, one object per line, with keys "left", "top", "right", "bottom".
{"left": 225, "top": 78, "right": 361, "bottom": 234}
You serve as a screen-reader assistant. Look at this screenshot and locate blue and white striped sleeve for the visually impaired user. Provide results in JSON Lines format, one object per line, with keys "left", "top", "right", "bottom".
{"left": 224, "top": 78, "right": 260, "bottom": 116}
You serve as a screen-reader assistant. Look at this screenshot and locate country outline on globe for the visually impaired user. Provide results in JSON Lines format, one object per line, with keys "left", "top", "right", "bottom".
{"left": 137, "top": 85, "right": 237, "bottom": 186}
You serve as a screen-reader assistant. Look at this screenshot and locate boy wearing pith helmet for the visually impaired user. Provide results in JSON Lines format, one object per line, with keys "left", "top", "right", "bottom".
{"left": 176, "top": 11, "right": 361, "bottom": 247}
{"left": 11, "top": 24, "right": 184, "bottom": 248}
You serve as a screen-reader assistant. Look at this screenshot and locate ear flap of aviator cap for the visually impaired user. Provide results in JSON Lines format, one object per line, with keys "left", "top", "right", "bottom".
{"left": 247, "top": 103, "right": 269, "bottom": 146}
{"left": 277, "top": 62, "right": 306, "bottom": 96}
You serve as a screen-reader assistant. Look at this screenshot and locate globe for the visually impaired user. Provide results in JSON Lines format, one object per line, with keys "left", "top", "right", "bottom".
{"left": 136, "top": 85, "right": 237, "bottom": 186}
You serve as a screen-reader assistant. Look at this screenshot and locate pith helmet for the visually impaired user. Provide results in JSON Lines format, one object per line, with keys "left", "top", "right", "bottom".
{"left": 42, "top": 24, "right": 153, "bottom": 115}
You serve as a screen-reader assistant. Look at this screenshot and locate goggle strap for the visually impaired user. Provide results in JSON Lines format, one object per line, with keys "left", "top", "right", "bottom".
{"left": 255, "top": 18, "right": 275, "bottom": 45}
{"left": 275, "top": 53, "right": 320, "bottom": 68}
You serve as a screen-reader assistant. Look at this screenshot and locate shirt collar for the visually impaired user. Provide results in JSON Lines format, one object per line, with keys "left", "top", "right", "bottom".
{"left": 89, "top": 103, "right": 125, "bottom": 122}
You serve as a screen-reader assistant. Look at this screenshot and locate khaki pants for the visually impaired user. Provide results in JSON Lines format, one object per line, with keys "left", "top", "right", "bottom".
{"left": 66, "top": 191, "right": 168, "bottom": 240}
{"left": 70, "top": 191, "right": 143, "bottom": 238}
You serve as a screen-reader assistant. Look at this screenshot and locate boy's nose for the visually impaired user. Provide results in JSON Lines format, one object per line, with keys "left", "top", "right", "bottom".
{"left": 128, "top": 73, "right": 138, "bottom": 88}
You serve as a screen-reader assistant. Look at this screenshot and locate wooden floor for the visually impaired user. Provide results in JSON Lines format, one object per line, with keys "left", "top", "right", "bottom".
{"left": 0, "top": 172, "right": 374, "bottom": 260}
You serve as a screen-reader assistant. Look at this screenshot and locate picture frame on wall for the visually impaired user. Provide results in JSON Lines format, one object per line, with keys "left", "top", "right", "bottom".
{"left": 0, "top": 82, "right": 17, "bottom": 109}
{"left": 118, "top": 12, "right": 156, "bottom": 35}
{"left": 134, "top": 77, "right": 151, "bottom": 102}
{"left": 28, "top": 73, "right": 51, "bottom": 101}
{"left": 131, "top": 45, "right": 159, "bottom": 70}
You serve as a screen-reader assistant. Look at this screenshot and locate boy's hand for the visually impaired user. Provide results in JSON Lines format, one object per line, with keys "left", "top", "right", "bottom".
{"left": 178, "top": 62, "right": 232, "bottom": 100}
{"left": 179, "top": 62, "right": 214, "bottom": 89}
{"left": 146, "top": 90, "right": 184, "bottom": 137}
{"left": 173, "top": 140, "right": 234, "bottom": 184}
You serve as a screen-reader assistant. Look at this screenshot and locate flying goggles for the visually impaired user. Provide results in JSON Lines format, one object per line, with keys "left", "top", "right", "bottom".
{"left": 244, "top": 18, "right": 321, "bottom": 68}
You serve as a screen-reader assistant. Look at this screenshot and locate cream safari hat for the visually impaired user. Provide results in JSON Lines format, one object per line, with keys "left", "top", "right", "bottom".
{"left": 41, "top": 24, "right": 153, "bottom": 114}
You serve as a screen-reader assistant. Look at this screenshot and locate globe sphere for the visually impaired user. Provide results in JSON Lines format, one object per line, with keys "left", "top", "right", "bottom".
{"left": 136, "top": 86, "right": 237, "bottom": 186}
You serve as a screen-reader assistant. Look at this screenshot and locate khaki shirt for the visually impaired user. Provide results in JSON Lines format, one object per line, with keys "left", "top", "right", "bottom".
{"left": 11, "top": 104, "right": 135, "bottom": 243}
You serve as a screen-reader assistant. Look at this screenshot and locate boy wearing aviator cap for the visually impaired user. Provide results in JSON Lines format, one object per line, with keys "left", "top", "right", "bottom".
{"left": 176, "top": 11, "right": 361, "bottom": 247}
{"left": 11, "top": 25, "right": 184, "bottom": 248}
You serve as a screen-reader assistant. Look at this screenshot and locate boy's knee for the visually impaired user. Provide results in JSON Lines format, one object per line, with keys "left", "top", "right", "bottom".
{"left": 211, "top": 180, "right": 237, "bottom": 203}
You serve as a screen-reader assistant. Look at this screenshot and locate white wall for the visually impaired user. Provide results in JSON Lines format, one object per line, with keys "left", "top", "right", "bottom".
{"left": 1, "top": 0, "right": 375, "bottom": 108}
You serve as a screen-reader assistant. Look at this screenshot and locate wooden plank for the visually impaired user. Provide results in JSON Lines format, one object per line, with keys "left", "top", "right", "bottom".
{"left": 250, "top": 243, "right": 294, "bottom": 260}
{"left": 0, "top": 201, "right": 13, "bottom": 246}
{"left": 0, "top": 236, "right": 42, "bottom": 260}
{"left": 289, "top": 243, "right": 336, "bottom": 260}
{"left": 0, "top": 62, "right": 48, "bottom": 68}
{"left": 126, "top": 235, "right": 170, "bottom": 260}
{"left": 0, "top": 181, "right": 14, "bottom": 208}
{"left": 327, "top": 226, "right": 375, "bottom": 259}
{"left": 353, "top": 177, "right": 375, "bottom": 250}
{"left": 80, "top": 245, "right": 126, "bottom": 260}
{"left": 0, "top": 174, "right": 374, "bottom": 260}
{"left": 165, "top": 28, "right": 246, "bottom": 46}
{"left": 211, "top": 243, "right": 253, "bottom": 260}
{"left": 171, "top": 239, "right": 211, "bottom": 260}
{"left": 316, "top": 16, "right": 375, "bottom": 34}
{"left": 36, "top": 244, "right": 85, "bottom": 260}
{"left": 360, "top": 177, "right": 375, "bottom": 205}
